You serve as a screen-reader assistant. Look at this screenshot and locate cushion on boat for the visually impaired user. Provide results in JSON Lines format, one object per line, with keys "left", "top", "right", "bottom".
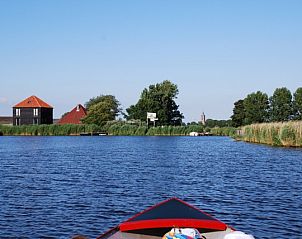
{"left": 223, "top": 231, "right": 255, "bottom": 239}
{"left": 163, "top": 228, "right": 201, "bottom": 239}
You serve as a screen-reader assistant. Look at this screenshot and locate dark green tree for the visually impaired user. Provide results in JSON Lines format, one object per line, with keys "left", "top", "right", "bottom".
{"left": 205, "top": 119, "right": 232, "bottom": 128}
{"left": 231, "top": 99, "right": 245, "bottom": 127}
{"left": 82, "top": 95, "right": 121, "bottom": 126}
{"left": 293, "top": 87, "right": 302, "bottom": 120}
{"left": 126, "top": 80, "right": 183, "bottom": 125}
{"left": 85, "top": 95, "right": 120, "bottom": 111}
{"left": 269, "top": 87, "right": 293, "bottom": 122}
{"left": 243, "top": 91, "right": 269, "bottom": 124}
{"left": 187, "top": 121, "right": 199, "bottom": 125}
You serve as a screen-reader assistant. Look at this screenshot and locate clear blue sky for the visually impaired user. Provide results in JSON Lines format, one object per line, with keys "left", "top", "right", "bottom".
{"left": 1, "top": 0, "right": 301, "bottom": 122}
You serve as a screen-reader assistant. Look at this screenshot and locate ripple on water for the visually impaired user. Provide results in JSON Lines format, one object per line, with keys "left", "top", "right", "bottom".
{"left": 0, "top": 136, "right": 301, "bottom": 238}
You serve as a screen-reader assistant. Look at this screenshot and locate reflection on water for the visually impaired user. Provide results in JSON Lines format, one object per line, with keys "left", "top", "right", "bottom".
{"left": 0, "top": 136, "right": 301, "bottom": 238}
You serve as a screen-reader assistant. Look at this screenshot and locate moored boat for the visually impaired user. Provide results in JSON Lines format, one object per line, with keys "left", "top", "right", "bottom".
{"left": 97, "top": 198, "right": 254, "bottom": 239}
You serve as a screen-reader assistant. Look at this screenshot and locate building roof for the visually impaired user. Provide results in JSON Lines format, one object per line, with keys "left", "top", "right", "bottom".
{"left": 57, "top": 104, "right": 87, "bottom": 125}
{"left": 14, "top": 95, "right": 53, "bottom": 108}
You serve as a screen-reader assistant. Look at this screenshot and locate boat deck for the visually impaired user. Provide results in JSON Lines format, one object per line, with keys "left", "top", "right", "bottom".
{"left": 102, "top": 228, "right": 233, "bottom": 239}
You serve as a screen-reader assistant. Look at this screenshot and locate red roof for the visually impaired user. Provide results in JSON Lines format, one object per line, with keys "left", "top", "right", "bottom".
{"left": 57, "top": 104, "right": 87, "bottom": 125}
{"left": 14, "top": 95, "right": 53, "bottom": 108}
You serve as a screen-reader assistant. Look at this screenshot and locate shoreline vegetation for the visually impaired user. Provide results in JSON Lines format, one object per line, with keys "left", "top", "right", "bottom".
{"left": 4, "top": 81, "right": 301, "bottom": 147}
{"left": 0, "top": 122, "right": 236, "bottom": 137}
{"left": 1, "top": 121, "right": 302, "bottom": 147}
{"left": 236, "top": 121, "right": 302, "bottom": 147}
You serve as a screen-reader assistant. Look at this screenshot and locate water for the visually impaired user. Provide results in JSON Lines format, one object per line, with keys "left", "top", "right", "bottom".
{"left": 0, "top": 136, "right": 301, "bottom": 238}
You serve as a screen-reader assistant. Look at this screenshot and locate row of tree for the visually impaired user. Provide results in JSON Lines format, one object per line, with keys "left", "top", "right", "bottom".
{"left": 231, "top": 87, "right": 302, "bottom": 127}
{"left": 82, "top": 80, "right": 183, "bottom": 126}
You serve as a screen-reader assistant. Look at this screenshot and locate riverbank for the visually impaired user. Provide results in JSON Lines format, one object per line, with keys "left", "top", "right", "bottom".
{"left": 0, "top": 124, "right": 101, "bottom": 136}
{"left": 0, "top": 123, "right": 237, "bottom": 137}
{"left": 237, "top": 121, "right": 302, "bottom": 147}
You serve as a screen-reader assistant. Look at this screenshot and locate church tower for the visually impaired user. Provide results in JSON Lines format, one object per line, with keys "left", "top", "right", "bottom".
{"left": 201, "top": 112, "right": 206, "bottom": 125}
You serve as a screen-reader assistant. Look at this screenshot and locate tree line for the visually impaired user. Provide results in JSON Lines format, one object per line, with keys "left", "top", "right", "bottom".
{"left": 231, "top": 87, "right": 302, "bottom": 127}
{"left": 82, "top": 80, "right": 184, "bottom": 127}
{"left": 80, "top": 80, "right": 233, "bottom": 128}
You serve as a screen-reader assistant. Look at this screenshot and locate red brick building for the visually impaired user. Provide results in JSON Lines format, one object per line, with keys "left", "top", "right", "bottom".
{"left": 57, "top": 104, "right": 87, "bottom": 125}
{"left": 13, "top": 95, "right": 53, "bottom": 125}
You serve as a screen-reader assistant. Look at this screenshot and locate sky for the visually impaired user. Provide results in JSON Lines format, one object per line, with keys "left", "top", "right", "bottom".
{"left": 0, "top": 0, "right": 301, "bottom": 122}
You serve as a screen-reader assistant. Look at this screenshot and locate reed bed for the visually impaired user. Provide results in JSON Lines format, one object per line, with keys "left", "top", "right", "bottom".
{"left": 210, "top": 127, "right": 237, "bottom": 137}
{"left": 0, "top": 124, "right": 101, "bottom": 136}
{"left": 107, "top": 124, "right": 205, "bottom": 136}
{"left": 0, "top": 124, "right": 206, "bottom": 136}
{"left": 240, "top": 121, "right": 302, "bottom": 147}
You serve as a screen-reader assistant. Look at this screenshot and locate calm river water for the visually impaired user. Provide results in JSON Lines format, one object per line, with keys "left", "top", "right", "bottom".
{"left": 0, "top": 136, "right": 301, "bottom": 238}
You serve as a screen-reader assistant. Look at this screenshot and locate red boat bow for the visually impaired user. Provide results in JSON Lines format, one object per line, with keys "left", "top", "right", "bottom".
{"left": 119, "top": 198, "right": 227, "bottom": 232}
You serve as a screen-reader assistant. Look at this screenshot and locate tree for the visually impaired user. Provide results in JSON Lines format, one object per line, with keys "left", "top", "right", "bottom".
{"left": 293, "top": 87, "right": 302, "bottom": 120}
{"left": 269, "top": 87, "right": 293, "bottom": 122}
{"left": 205, "top": 119, "right": 232, "bottom": 128}
{"left": 126, "top": 80, "right": 183, "bottom": 125}
{"left": 231, "top": 99, "right": 245, "bottom": 127}
{"left": 243, "top": 91, "right": 269, "bottom": 124}
{"left": 82, "top": 95, "right": 121, "bottom": 126}
{"left": 187, "top": 121, "right": 199, "bottom": 125}
{"left": 85, "top": 95, "right": 120, "bottom": 111}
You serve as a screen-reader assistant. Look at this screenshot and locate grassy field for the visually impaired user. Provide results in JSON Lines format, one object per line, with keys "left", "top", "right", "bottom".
{"left": 239, "top": 121, "right": 302, "bottom": 147}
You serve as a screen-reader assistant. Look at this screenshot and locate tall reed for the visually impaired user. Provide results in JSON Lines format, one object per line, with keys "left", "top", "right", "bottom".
{"left": 240, "top": 121, "right": 302, "bottom": 147}
{"left": 0, "top": 123, "right": 209, "bottom": 137}
{"left": 210, "top": 127, "right": 237, "bottom": 136}
{"left": 0, "top": 124, "right": 101, "bottom": 136}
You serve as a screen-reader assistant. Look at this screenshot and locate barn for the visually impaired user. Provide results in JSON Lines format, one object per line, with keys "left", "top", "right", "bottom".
{"left": 57, "top": 104, "right": 87, "bottom": 125}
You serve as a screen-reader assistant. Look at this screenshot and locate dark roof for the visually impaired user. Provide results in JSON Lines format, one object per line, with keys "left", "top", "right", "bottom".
{"left": 57, "top": 104, "right": 87, "bottom": 125}
{"left": 14, "top": 95, "right": 53, "bottom": 108}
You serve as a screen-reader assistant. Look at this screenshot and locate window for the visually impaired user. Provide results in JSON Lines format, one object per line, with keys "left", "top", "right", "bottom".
{"left": 33, "top": 108, "right": 39, "bottom": 116}
{"left": 16, "top": 108, "right": 20, "bottom": 116}
{"left": 15, "top": 118, "right": 20, "bottom": 125}
{"left": 33, "top": 118, "right": 38, "bottom": 125}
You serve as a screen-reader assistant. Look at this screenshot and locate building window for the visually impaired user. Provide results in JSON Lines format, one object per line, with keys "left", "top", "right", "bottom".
{"left": 16, "top": 108, "right": 20, "bottom": 116}
{"left": 33, "top": 118, "right": 38, "bottom": 125}
{"left": 16, "top": 118, "right": 20, "bottom": 125}
{"left": 33, "top": 108, "right": 39, "bottom": 116}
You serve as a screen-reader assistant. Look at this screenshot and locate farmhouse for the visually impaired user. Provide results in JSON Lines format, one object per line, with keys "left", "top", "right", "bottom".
{"left": 13, "top": 95, "right": 53, "bottom": 125}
